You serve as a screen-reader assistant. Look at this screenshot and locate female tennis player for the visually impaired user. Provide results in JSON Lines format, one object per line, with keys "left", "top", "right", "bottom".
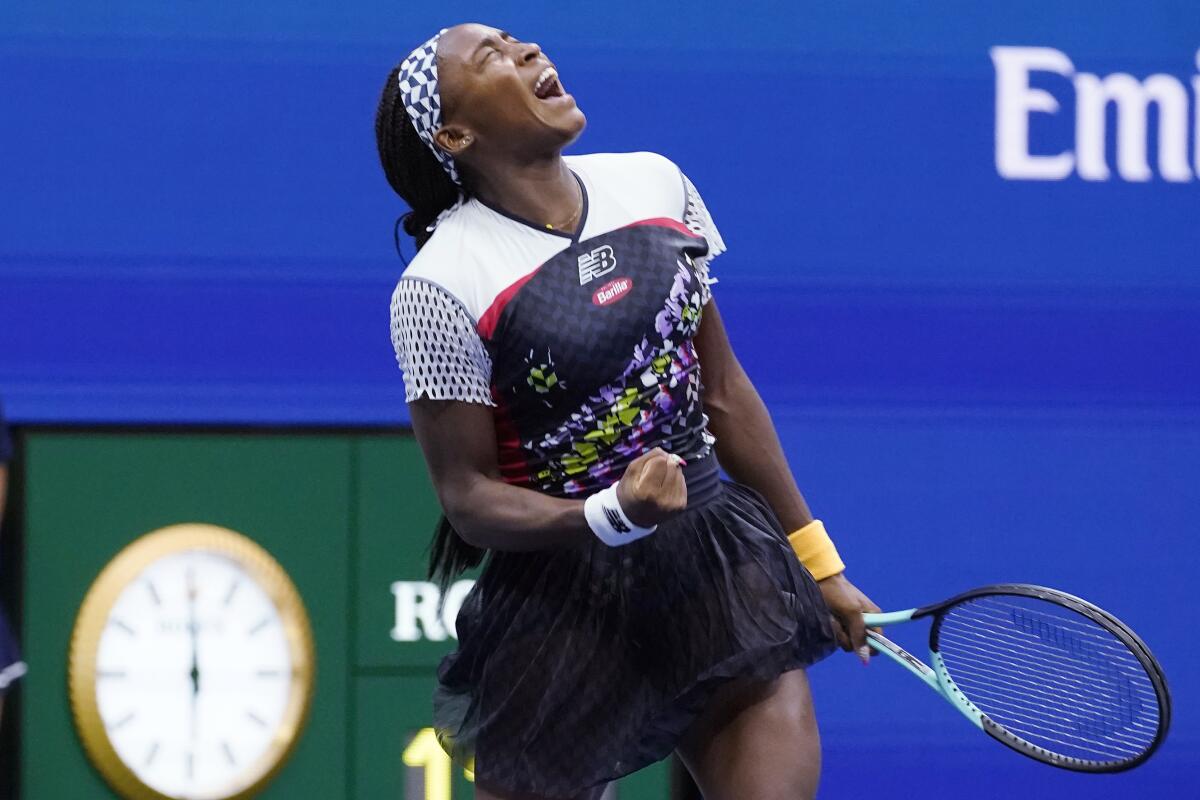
{"left": 376, "top": 23, "right": 879, "bottom": 800}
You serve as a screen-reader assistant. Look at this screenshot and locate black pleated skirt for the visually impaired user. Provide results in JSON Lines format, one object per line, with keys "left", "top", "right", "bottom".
{"left": 433, "top": 454, "right": 836, "bottom": 797}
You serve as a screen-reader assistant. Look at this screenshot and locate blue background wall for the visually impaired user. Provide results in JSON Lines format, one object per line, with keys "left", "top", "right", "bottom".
{"left": 2, "top": 2, "right": 1197, "bottom": 797}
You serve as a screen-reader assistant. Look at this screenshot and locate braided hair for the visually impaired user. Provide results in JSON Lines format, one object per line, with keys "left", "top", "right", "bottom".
{"left": 376, "top": 62, "right": 487, "bottom": 585}
{"left": 374, "top": 64, "right": 462, "bottom": 251}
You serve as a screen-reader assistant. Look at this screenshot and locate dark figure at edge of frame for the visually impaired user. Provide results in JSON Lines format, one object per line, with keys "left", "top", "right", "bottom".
{"left": 0, "top": 400, "right": 27, "bottom": 729}
{"left": 375, "top": 24, "right": 879, "bottom": 800}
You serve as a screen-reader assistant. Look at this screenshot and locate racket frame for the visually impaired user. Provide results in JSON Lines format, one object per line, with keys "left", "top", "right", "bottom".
{"left": 862, "top": 583, "right": 1171, "bottom": 773}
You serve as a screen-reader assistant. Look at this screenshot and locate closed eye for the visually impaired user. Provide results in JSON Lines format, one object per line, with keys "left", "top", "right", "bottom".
{"left": 473, "top": 35, "right": 504, "bottom": 67}
{"left": 475, "top": 44, "right": 501, "bottom": 69}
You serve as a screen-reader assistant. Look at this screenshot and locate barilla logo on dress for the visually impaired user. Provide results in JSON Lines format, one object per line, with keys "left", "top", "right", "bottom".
{"left": 592, "top": 277, "right": 633, "bottom": 306}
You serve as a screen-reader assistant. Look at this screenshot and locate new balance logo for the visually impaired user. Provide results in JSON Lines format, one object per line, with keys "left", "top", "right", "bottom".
{"left": 578, "top": 245, "right": 617, "bottom": 285}
{"left": 604, "top": 507, "right": 631, "bottom": 534}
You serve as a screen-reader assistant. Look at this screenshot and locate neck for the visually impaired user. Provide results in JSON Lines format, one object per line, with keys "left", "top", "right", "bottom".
{"left": 468, "top": 153, "right": 580, "bottom": 232}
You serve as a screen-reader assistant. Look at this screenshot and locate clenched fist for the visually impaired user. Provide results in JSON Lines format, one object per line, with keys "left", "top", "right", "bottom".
{"left": 615, "top": 447, "right": 688, "bottom": 527}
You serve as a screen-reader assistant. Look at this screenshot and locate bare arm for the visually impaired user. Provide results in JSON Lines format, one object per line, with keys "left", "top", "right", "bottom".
{"left": 694, "top": 299, "right": 880, "bottom": 655}
{"left": 408, "top": 399, "right": 685, "bottom": 550}
{"left": 693, "top": 300, "right": 813, "bottom": 532}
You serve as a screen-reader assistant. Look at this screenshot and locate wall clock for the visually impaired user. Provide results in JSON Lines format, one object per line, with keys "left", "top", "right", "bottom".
{"left": 68, "top": 523, "right": 315, "bottom": 800}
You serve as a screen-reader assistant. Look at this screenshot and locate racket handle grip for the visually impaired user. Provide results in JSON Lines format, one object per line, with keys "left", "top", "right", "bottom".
{"left": 862, "top": 609, "right": 917, "bottom": 627}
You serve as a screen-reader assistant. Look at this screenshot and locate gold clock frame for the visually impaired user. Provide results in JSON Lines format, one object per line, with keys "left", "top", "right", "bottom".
{"left": 67, "top": 523, "right": 316, "bottom": 800}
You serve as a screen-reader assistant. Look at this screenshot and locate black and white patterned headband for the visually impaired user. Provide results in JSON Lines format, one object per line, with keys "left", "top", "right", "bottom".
{"left": 397, "top": 29, "right": 461, "bottom": 186}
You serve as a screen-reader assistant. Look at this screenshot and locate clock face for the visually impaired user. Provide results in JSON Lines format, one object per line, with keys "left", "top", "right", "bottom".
{"left": 70, "top": 525, "right": 313, "bottom": 800}
{"left": 95, "top": 551, "right": 292, "bottom": 799}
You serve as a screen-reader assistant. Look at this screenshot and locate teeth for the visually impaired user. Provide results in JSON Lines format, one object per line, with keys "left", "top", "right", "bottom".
{"left": 534, "top": 67, "right": 557, "bottom": 95}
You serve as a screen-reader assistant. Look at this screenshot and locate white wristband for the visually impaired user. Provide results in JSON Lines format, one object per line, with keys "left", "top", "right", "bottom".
{"left": 583, "top": 484, "right": 657, "bottom": 547}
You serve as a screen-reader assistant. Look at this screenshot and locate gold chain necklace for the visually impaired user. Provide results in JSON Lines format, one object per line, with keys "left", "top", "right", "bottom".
{"left": 544, "top": 185, "right": 583, "bottom": 231}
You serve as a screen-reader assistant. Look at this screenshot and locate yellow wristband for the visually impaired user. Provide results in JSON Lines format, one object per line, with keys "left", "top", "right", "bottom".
{"left": 787, "top": 519, "right": 845, "bottom": 580}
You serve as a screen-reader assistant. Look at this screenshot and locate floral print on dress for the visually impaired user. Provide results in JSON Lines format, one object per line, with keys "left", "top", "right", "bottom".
{"left": 518, "top": 257, "right": 709, "bottom": 495}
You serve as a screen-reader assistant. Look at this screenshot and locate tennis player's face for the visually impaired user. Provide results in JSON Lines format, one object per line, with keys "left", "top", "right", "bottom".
{"left": 436, "top": 24, "right": 586, "bottom": 161}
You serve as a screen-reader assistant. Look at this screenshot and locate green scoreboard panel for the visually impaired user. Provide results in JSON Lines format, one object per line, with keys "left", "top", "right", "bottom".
{"left": 19, "top": 431, "right": 670, "bottom": 800}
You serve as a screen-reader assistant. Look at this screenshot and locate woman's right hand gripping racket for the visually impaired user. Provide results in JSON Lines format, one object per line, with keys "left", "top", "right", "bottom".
{"left": 862, "top": 584, "right": 1171, "bottom": 772}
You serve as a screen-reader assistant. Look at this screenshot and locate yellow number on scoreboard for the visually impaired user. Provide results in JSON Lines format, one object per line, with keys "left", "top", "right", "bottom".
{"left": 403, "top": 727, "right": 474, "bottom": 800}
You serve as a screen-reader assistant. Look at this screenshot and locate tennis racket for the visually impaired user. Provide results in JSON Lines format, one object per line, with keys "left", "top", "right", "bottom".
{"left": 861, "top": 583, "right": 1170, "bottom": 772}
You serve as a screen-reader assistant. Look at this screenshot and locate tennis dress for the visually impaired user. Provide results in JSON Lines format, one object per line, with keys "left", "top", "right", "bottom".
{"left": 0, "top": 403, "right": 26, "bottom": 694}
{"left": 389, "top": 152, "right": 835, "bottom": 797}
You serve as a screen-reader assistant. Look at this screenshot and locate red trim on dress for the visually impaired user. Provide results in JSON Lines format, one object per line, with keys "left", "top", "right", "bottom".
{"left": 490, "top": 388, "right": 531, "bottom": 485}
{"left": 619, "top": 217, "right": 702, "bottom": 237}
{"left": 479, "top": 219, "right": 699, "bottom": 338}
{"left": 477, "top": 268, "right": 541, "bottom": 339}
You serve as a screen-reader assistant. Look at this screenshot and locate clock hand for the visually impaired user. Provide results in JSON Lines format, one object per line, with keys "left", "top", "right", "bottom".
{"left": 187, "top": 568, "right": 200, "bottom": 696}
{"left": 187, "top": 568, "right": 200, "bottom": 750}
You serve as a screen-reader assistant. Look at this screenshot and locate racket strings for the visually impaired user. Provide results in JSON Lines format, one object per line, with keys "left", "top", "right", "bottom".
{"left": 940, "top": 666, "right": 1147, "bottom": 759}
{"left": 946, "top": 601, "right": 1154, "bottom": 692}
{"left": 932, "top": 663, "right": 1151, "bottom": 754}
{"left": 941, "top": 601, "right": 1157, "bottom": 750}
{"left": 956, "top": 602, "right": 1148, "bottom": 666}
{"left": 937, "top": 624, "right": 1155, "bottom": 703}
{"left": 937, "top": 596, "right": 1159, "bottom": 763}
{"left": 936, "top": 639, "right": 1153, "bottom": 730}
{"left": 941, "top": 609, "right": 1154, "bottom": 730}
{"left": 937, "top": 645, "right": 1156, "bottom": 741}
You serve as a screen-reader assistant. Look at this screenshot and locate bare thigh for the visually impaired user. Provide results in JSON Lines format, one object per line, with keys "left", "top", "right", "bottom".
{"left": 676, "top": 669, "right": 821, "bottom": 800}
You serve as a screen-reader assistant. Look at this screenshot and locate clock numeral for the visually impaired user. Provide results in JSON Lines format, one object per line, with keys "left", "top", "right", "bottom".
{"left": 223, "top": 578, "right": 240, "bottom": 606}
{"left": 402, "top": 728, "right": 475, "bottom": 800}
{"left": 97, "top": 669, "right": 127, "bottom": 679}
{"left": 247, "top": 617, "right": 273, "bottom": 637}
{"left": 145, "top": 580, "right": 162, "bottom": 606}
{"left": 256, "top": 668, "right": 283, "bottom": 679}
{"left": 144, "top": 741, "right": 160, "bottom": 767}
{"left": 221, "top": 740, "right": 237, "bottom": 766}
{"left": 107, "top": 711, "right": 137, "bottom": 732}
{"left": 246, "top": 710, "right": 268, "bottom": 728}
{"left": 109, "top": 618, "right": 137, "bottom": 637}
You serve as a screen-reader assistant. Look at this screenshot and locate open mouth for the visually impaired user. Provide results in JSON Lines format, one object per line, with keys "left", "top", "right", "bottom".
{"left": 533, "top": 66, "right": 566, "bottom": 100}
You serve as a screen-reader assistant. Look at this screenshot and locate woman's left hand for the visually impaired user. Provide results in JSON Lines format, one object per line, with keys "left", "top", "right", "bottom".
{"left": 817, "top": 573, "right": 881, "bottom": 663}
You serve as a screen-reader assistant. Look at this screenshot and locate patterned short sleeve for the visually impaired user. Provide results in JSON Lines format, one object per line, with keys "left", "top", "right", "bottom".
{"left": 681, "top": 173, "right": 726, "bottom": 306}
{"left": 390, "top": 278, "right": 496, "bottom": 406}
